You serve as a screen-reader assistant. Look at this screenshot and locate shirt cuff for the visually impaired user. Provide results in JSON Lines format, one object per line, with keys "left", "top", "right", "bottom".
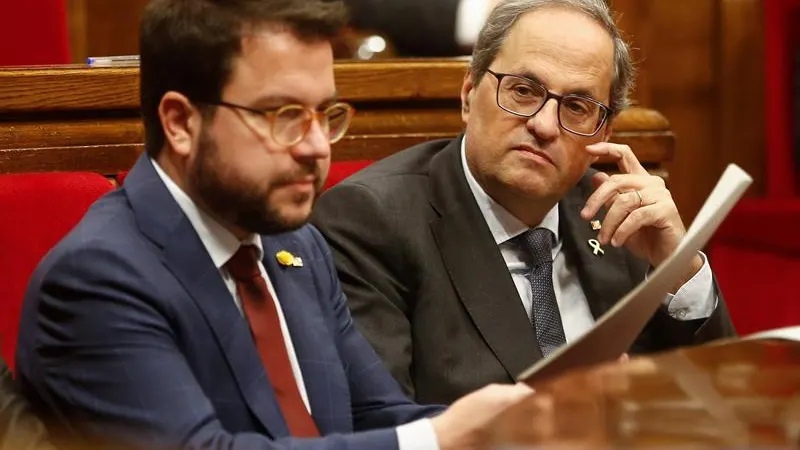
{"left": 456, "top": 0, "right": 491, "bottom": 47}
{"left": 397, "top": 418, "right": 440, "bottom": 450}
{"left": 647, "top": 251, "right": 717, "bottom": 320}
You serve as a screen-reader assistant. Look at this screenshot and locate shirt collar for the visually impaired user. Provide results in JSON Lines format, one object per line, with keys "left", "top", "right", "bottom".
{"left": 150, "top": 158, "right": 263, "bottom": 268}
{"left": 459, "top": 136, "right": 559, "bottom": 245}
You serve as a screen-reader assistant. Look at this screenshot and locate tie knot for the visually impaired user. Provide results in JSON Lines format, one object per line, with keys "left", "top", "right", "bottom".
{"left": 226, "top": 245, "right": 261, "bottom": 281}
{"left": 516, "top": 228, "right": 555, "bottom": 267}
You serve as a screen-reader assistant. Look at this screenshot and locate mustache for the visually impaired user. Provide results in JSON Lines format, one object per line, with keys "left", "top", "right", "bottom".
{"left": 273, "top": 162, "right": 321, "bottom": 185}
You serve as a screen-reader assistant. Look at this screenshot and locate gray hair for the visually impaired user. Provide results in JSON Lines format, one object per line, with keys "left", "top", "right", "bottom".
{"left": 469, "top": 0, "right": 635, "bottom": 113}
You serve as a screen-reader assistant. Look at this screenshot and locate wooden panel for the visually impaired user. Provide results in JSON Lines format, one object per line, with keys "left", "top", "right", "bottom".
{"left": 0, "top": 107, "right": 672, "bottom": 150}
{"left": 0, "top": 61, "right": 674, "bottom": 179}
{"left": 0, "top": 145, "right": 143, "bottom": 176}
{"left": 67, "top": 0, "right": 149, "bottom": 64}
{"left": 0, "top": 68, "right": 140, "bottom": 112}
{"left": 0, "top": 61, "right": 469, "bottom": 113}
{"left": 609, "top": 0, "right": 653, "bottom": 107}
{"left": 0, "top": 132, "right": 672, "bottom": 176}
{"left": 500, "top": 339, "right": 800, "bottom": 447}
{"left": 66, "top": 0, "right": 88, "bottom": 64}
{"left": 656, "top": 0, "right": 719, "bottom": 219}
{"left": 612, "top": 0, "right": 767, "bottom": 222}
{"left": 719, "top": 0, "right": 765, "bottom": 197}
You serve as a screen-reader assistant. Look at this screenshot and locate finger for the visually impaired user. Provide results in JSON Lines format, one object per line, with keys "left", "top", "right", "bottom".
{"left": 484, "top": 382, "right": 537, "bottom": 407}
{"left": 596, "top": 190, "right": 641, "bottom": 245}
{"left": 582, "top": 174, "right": 652, "bottom": 220}
{"left": 585, "top": 142, "right": 648, "bottom": 176}
{"left": 610, "top": 203, "right": 667, "bottom": 247}
{"left": 498, "top": 383, "right": 538, "bottom": 410}
{"left": 590, "top": 171, "right": 610, "bottom": 191}
{"left": 514, "top": 382, "right": 536, "bottom": 394}
{"left": 618, "top": 353, "right": 629, "bottom": 363}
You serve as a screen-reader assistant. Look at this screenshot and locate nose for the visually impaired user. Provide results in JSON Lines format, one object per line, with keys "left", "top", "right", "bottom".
{"left": 526, "top": 98, "right": 561, "bottom": 141}
{"left": 291, "top": 116, "right": 331, "bottom": 161}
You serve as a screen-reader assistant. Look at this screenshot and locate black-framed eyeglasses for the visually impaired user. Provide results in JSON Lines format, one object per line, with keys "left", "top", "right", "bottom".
{"left": 201, "top": 100, "right": 355, "bottom": 147}
{"left": 486, "top": 69, "right": 611, "bottom": 137}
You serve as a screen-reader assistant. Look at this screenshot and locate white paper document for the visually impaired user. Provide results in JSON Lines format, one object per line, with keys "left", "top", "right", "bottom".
{"left": 743, "top": 326, "right": 800, "bottom": 342}
{"left": 518, "top": 164, "right": 753, "bottom": 386}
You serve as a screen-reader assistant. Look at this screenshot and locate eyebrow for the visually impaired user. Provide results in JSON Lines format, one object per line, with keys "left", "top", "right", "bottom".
{"left": 513, "top": 70, "right": 600, "bottom": 101}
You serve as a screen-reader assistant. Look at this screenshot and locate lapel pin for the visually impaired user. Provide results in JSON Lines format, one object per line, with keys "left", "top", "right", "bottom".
{"left": 587, "top": 239, "right": 605, "bottom": 256}
{"left": 276, "top": 250, "right": 302, "bottom": 267}
{"left": 590, "top": 220, "right": 602, "bottom": 231}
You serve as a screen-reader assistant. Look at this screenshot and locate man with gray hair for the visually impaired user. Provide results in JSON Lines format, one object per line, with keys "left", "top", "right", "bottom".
{"left": 312, "top": 0, "right": 736, "bottom": 405}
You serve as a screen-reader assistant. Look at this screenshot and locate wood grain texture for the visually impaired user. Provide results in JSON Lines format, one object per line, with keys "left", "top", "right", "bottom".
{"left": 0, "top": 62, "right": 674, "bottom": 178}
{"left": 497, "top": 339, "right": 800, "bottom": 447}
{"left": 719, "top": 0, "right": 765, "bottom": 197}
{"left": 612, "top": 0, "right": 767, "bottom": 222}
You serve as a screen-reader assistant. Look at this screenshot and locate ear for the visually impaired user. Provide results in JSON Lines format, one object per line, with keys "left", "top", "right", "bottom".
{"left": 460, "top": 70, "right": 476, "bottom": 123}
{"left": 158, "top": 91, "right": 203, "bottom": 158}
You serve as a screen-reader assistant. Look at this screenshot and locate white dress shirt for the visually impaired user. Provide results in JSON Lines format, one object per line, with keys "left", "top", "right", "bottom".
{"left": 152, "top": 160, "right": 438, "bottom": 449}
{"left": 458, "top": 139, "right": 716, "bottom": 344}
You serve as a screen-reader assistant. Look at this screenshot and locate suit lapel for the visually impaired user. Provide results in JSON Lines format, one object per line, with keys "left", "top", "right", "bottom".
{"left": 125, "top": 155, "right": 290, "bottom": 438}
{"left": 428, "top": 137, "right": 542, "bottom": 379}
{"left": 559, "top": 175, "right": 636, "bottom": 319}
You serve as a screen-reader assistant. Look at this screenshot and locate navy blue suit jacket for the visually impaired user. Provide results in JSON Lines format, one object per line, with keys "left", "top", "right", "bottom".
{"left": 15, "top": 155, "right": 441, "bottom": 450}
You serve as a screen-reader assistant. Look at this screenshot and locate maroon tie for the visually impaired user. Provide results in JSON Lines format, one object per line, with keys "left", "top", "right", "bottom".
{"left": 225, "top": 245, "right": 320, "bottom": 437}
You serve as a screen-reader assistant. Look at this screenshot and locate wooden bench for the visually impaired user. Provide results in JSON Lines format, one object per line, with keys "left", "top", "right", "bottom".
{"left": 0, "top": 59, "right": 674, "bottom": 179}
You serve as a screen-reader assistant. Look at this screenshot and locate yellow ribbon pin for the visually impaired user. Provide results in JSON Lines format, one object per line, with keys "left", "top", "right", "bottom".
{"left": 276, "top": 250, "right": 298, "bottom": 267}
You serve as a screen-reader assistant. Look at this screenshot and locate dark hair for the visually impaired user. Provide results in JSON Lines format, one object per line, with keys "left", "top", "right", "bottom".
{"left": 139, "top": 0, "right": 348, "bottom": 157}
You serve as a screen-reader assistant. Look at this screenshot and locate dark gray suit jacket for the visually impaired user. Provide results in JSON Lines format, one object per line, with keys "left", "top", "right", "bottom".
{"left": 311, "top": 136, "right": 736, "bottom": 405}
{"left": 344, "top": 0, "right": 464, "bottom": 56}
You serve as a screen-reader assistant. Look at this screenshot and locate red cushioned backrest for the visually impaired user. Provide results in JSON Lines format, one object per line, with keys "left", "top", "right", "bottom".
{"left": 0, "top": 0, "right": 70, "bottom": 66}
{"left": 324, "top": 160, "right": 374, "bottom": 191}
{"left": 0, "top": 172, "right": 113, "bottom": 368}
{"left": 712, "top": 244, "right": 800, "bottom": 335}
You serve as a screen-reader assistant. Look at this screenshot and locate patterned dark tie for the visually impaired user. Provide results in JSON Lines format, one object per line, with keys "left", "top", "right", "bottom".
{"left": 515, "top": 228, "right": 567, "bottom": 357}
{"left": 226, "top": 245, "right": 320, "bottom": 437}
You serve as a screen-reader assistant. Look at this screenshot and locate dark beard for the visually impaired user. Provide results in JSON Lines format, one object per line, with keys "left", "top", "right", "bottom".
{"left": 190, "top": 127, "right": 319, "bottom": 235}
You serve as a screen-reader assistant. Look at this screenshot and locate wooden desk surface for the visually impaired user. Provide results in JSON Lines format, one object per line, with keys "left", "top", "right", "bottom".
{"left": 496, "top": 338, "right": 800, "bottom": 448}
{"left": 0, "top": 60, "right": 674, "bottom": 177}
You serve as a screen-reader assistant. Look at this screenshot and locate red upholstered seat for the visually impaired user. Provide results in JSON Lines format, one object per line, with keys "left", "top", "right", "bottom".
{"left": 116, "top": 171, "right": 129, "bottom": 186}
{"left": 0, "top": 172, "right": 113, "bottom": 369}
{"left": 324, "top": 160, "right": 374, "bottom": 191}
{"left": 709, "top": 199, "right": 800, "bottom": 335}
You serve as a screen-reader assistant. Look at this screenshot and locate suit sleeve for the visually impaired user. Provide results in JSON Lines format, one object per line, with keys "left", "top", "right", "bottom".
{"left": 0, "top": 360, "right": 55, "bottom": 450}
{"left": 27, "top": 245, "right": 399, "bottom": 450}
{"left": 311, "top": 183, "right": 418, "bottom": 399}
{"left": 343, "top": 0, "right": 464, "bottom": 56}
{"left": 627, "top": 254, "right": 737, "bottom": 354}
